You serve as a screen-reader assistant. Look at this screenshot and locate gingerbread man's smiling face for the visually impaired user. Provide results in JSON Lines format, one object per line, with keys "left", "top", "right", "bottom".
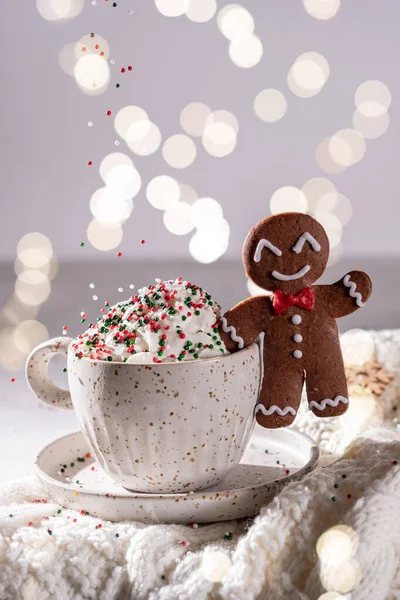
{"left": 242, "top": 212, "right": 330, "bottom": 294}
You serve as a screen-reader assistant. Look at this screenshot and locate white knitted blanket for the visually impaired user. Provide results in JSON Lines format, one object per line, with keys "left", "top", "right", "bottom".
{"left": 1, "top": 330, "right": 400, "bottom": 600}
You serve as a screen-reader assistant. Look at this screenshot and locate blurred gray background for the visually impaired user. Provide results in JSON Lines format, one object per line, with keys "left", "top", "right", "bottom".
{"left": 0, "top": 0, "right": 399, "bottom": 481}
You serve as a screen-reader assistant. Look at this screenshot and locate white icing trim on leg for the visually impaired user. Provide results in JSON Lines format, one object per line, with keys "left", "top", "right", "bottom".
{"left": 255, "top": 404, "right": 297, "bottom": 417}
{"left": 343, "top": 274, "right": 365, "bottom": 307}
{"left": 219, "top": 317, "right": 244, "bottom": 349}
{"left": 309, "top": 395, "right": 349, "bottom": 412}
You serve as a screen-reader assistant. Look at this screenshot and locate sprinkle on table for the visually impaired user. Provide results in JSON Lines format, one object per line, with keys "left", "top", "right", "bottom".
{"left": 331, "top": 496, "right": 337, "bottom": 502}
{"left": 224, "top": 532, "right": 233, "bottom": 540}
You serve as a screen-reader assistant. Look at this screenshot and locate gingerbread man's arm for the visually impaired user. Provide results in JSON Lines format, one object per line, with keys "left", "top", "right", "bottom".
{"left": 315, "top": 270, "right": 372, "bottom": 318}
{"left": 219, "top": 295, "right": 271, "bottom": 352}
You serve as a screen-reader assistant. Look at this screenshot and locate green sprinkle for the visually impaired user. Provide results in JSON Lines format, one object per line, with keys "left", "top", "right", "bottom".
{"left": 57, "top": 509, "right": 62, "bottom": 514}
{"left": 213, "top": 328, "right": 219, "bottom": 333}
{"left": 161, "top": 575, "right": 166, "bottom": 580}
{"left": 9, "top": 514, "right": 13, "bottom": 518}
{"left": 216, "top": 341, "right": 222, "bottom": 346}
{"left": 63, "top": 368, "right": 67, "bottom": 373}
{"left": 182, "top": 316, "right": 187, "bottom": 321}
{"left": 123, "top": 358, "right": 128, "bottom": 362}
{"left": 60, "top": 468, "right": 65, "bottom": 473}
{"left": 107, "top": 356, "right": 113, "bottom": 361}
{"left": 209, "top": 344, "right": 214, "bottom": 349}
{"left": 276, "top": 460, "right": 280, "bottom": 464}
{"left": 334, "top": 483, "right": 339, "bottom": 489}
{"left": 208, "top": 301, "right": 213, "bottom": 306}
{"left": 158, "top": 351, "right": 163, "bottom": 357}
{"left": 116, "top": 83, "right": 120, "bottom": 88}
{"left": 80, "top": 242, "right": 85, "bottom": 247}
{"left": 198, "top": 343, "right": 203, "bottom": 348}
{"left": 224, "top": 532, "right": 233, "bottom": 540}
{"left": 265, "top": 449, "right": 268, "bottom": 453}
{"left": 77, "top": 457, "right": 85, "bottom": 462}
{"left": 331, "top": 496, "right": 337, "bottom": 502}
{"left": 48, "top": 529, "right": 52, "bottom": 535}
{"left": 81, "top": 319, "right": 86, "bottom": 323}
{"left": 193, "top": 353, "right": 199, "bottom": 359}
{"left": 195, "top": 310, "right": 200, "bottom": 316}
{"left": 70, "top": 462, "right": 75, "bottom": 467}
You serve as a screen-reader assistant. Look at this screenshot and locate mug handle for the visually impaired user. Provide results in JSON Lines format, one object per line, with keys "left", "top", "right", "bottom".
{"left": 26, "top": 337, "right": 74, "bottom": 410}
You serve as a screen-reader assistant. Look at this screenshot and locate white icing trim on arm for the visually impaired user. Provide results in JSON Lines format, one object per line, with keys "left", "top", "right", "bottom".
{"left": 254, "top": 239, "right": 282, "bottom": 262}
{"left": 309, "top": 395, "right": 349, "bottom": 411}
{"left": 293, "top": 232, "right": 321, "bottom": 254}
{"left": 343, "top": 274, "right": 365, "bottom": 307}
{"left": 272, "top": 265, "right": 310, "bottom": 281}
{"left": 219, "top": 317, "right": 244, "bottom": 349}
{"left": 255, "top": 404, "right": 297, "bottom": 417}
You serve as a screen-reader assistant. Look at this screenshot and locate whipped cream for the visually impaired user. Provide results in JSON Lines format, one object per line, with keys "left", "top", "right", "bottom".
{"left": 71, "top": 277, "right": 228, "bottom": 363}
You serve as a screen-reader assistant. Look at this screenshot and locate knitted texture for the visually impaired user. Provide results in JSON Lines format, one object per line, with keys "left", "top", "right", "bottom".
{"left": 1, "top": 330, "right": 400, "bottom": 600}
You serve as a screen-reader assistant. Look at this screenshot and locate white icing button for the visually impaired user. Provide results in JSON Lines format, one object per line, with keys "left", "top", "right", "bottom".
{"left": 294, "top": 334, "right": 303, "bottom": 343}
{"left": 292, "top": 315, "right": 302, "bottom": 325}
{"left": 293, "top": 350, "right": 303, "bottom": 359}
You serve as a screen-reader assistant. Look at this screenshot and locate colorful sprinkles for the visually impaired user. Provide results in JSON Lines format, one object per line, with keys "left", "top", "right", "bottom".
{"left": 71, "top": 278, "right": 227, "bottom": 363}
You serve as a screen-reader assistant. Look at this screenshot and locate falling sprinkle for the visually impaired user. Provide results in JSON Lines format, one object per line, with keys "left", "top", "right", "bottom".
{"left": 117, "top": 252, "right": 122, "bottom": 257}
{"left": 114, "top": 140, "right": 120, "bottom": 146}
{"left": 141, "top": 240, "right": 145, "bottom": 244}
{"left": 63, "top": 368, "right": 67, "bottom": 373}
{"left": 10, "top": 378, "right": 15, "bottom": 383}
{"left": 80, "top": 242, "right": 85, "bottom": 247}
{"left": 331, "top": 496, "right": 337, "bottom": 502}
{"left": 106, "top": 110, "right": 112, "bottom": 116}
{"left": 120, "top": 67, "right": 126, "bottom": 73}
{"left": 87, "top": 161, "right": 93, "bottom": 166}
{"left": 129, "top": 284, "right": 135, "bottom": 289}
{"left": 89, "top": 283, "right": 95, "bottom": 289}
{"left": 118, "top": 287, "right": 123, "bottom": 292}
{"left": 81, "top": 312, "right": 87, "bottom": 319}
{"left": 88, "top": 121, "right": 93, "bottom": 127}
{"left": 93, "top": 295, "right": 98, "bottom": 301}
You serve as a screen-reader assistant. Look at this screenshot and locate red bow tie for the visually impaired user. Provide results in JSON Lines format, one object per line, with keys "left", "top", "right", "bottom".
{"left": 272, "top": 287, "right": 315, "bottom": 315}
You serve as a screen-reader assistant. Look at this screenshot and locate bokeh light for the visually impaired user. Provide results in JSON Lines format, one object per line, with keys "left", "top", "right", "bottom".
{"left": 87, "top": 219, "right": 123, "bottom": 251}
{"left": 15, "top": 270, "right": 51, "bottom": 306}
{"left": 320, "top": 559, "right": 362, "bottom": 594}
{"left": 0, "top": 328, "right": 26, "bottom": 372}
{"left": 185, "top": 0, "right": 217, "bottom": 22}
{"left": 90, "top": 187, "right": 133, "bottom": 225}
{"left": 99, "top": 153, "right": 133, "bottom": 182}
{"left": 17, "top": 233, "right": 53, "bottom": 270}
{"left": 229, "top": 35, "right": 263, "bottom": 68}
{"left": 302, "top": 0, "right": 341, "bottom": 20}
{"left": 270, "top": 186, "right": 308, "bottom": 214}
{"left": 202, "top": 110, "right": 238, "bottom": 157}
{"left": 1, "top": 294, "right": 40, "bottom": 327}
{"left": 178, "top": 182, "right": 198, "bottom": 204}
{"left": 74, "top": 54, "right": 110, "bottom": 95}
{"left": 13, "top": 320, "right": 49, "bottom": 355}
{"left": 254, "top": 89, "right": 288, "bottom": 123}
{"left": 202, "top": 136, "right": 237, "bottom": 157}
{"left": 315, "top": 137, "right": 347, "bottom": 174}
{"left": 316, "top": 525, "right": 358, "bottom": 565}
{"left": 163, "top": 202, "right": 194, "bottom": 235}
{"left": 340, "top": 329, "right": 375, "bottom": 366}
{"left": 189, "top": 226, "right": 230, "bottom": 263}
{"left": 191, "top": 197, "right": 223, "bottom": 228}
{"left": 352, "top": 109, "right": 390, "bottom": 140}
{"left": 205, "top": 110, "right": 239, "bottom": 135}
{"left": 146, "top": 175, "right": 181, "bottom": 210}
{"left": 76, "top": 34, "right": 110, "bottom": 61}
{"left": 126, "top": 120, "right": 162, "bottom": 156}
{"left": 155, "top": 0, "right": 190, "bottom": 17}
{"left": 326, "top": 242, "right": 343, "bottom": 267}
{"left": 162, "top": 134, "right": 197, "bottom": 169}
{"left": 247, "top": 278, "right": 268, "bottom": 296}
{"left": 218, "top": 4, "right": 254, "bottom": 41}
{"left": 316, "top": 192, "right": 352, "bottom": 226}
{"left": 114, "top": 106, "right": 149, "bottom": 140}
{"left": 288, "top": 52, "right": 330, "bottom": 98}
{"left": 37, "top": 0, "right": 84, "bottom": 22}
{"left": 201, "top": 551, "right": 232, "bottom": 583}
{"left": 180, "top": 102, "right": 212, "bottom": 137}
{"left": 105, "top": 164, "right": 142, "bottom": 200}
{"left": 302, "top": 177, "right": 337, "bottom": 214}
{"left": 58, "top": 42, "right": 79, "bottom": 76}
{"left": 328, "top": 129, "right": 366, "bottom": 167}
{"left": 314, "top": 212, "right": 342, "bottom": 248}
{"left": 317, "top": 593, "right": 347, "bottom": 600}
{"left": 355, "top": 80, "right": 392, "bottom": 118}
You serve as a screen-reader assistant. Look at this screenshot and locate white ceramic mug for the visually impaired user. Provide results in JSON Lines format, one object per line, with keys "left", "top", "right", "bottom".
{"left": 26, "top": 338, "right": 262, "bottom": 493}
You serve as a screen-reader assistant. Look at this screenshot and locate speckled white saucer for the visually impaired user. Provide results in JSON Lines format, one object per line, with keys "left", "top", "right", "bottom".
{"left": 34, "top": 427, "right": 319, "bottom": 524}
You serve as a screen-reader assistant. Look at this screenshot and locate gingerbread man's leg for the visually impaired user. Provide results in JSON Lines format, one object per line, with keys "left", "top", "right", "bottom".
{"left": 255, "top": 364, "right": 304, "bottom": 429}
{"left": 305, "top": 338, "right": 349, "bottom": 418}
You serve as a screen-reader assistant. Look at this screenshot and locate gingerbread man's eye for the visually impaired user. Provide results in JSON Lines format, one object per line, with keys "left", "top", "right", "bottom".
{"left": 292, "top": 232, "right": 321, "bottom": 254}
{"left": 254, "top": 239, "right": 282, "bottom": 262}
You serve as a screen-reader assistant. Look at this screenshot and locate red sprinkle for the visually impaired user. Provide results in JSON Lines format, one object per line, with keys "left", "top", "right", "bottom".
{"left": 179, "top": 333, "right": 186, "bottom": 339}
{"left": 73, "top": 518, "right": 77, "bottom": 523}
{"left": 10, "top": 378, "right": 15, "bottom": 383}
{"left": 88, "top": 161, "right": 93, "bottom": 166}
{"left": 91, "top": 466, "right": 95, "bottom": 471}
{"left": 285, "top": 469, "right": 290, "bottom": 475}
{"left": 85, "top": 452, "right": 91, "bottom": 458}
{"left": 120, "top": 67, "right": 126, "bottom": 73}
{"left": 393, "top": 461, "right": 398, "bottom": 465}
{"left": 106, "top": 110, "right": 112, "bottom": 116}
{"left": 347, "top": 493, "right": 352, "bottom": 499}
{"left": 28, "top": 522, "right": 33, "bottom": 527}
{"left": 80, "top": 510, "right": 85, "bottom": 515}
{"left": 180, "top": 541, "right": 186, "bottom": 546}
{"left": 117, "top": 252, "right": 122, "bottom": 257}
{"left": 97, "top": 523, "right": 102, "bottom": 528}
{"left": 128, "top": 66, "right": 133, "bottom": 71}
{"left": 141, "top": 240, "right": 145, "bottom": 244}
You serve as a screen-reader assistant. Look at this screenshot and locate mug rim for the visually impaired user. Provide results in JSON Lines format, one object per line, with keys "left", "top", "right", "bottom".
{"left": 68, "top": 340, "right": 259, "bottom": 367}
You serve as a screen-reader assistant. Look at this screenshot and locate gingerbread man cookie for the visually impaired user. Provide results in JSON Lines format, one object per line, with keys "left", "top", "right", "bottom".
{"left": 219, "top": 212, "right": 372, "bottom": 429}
